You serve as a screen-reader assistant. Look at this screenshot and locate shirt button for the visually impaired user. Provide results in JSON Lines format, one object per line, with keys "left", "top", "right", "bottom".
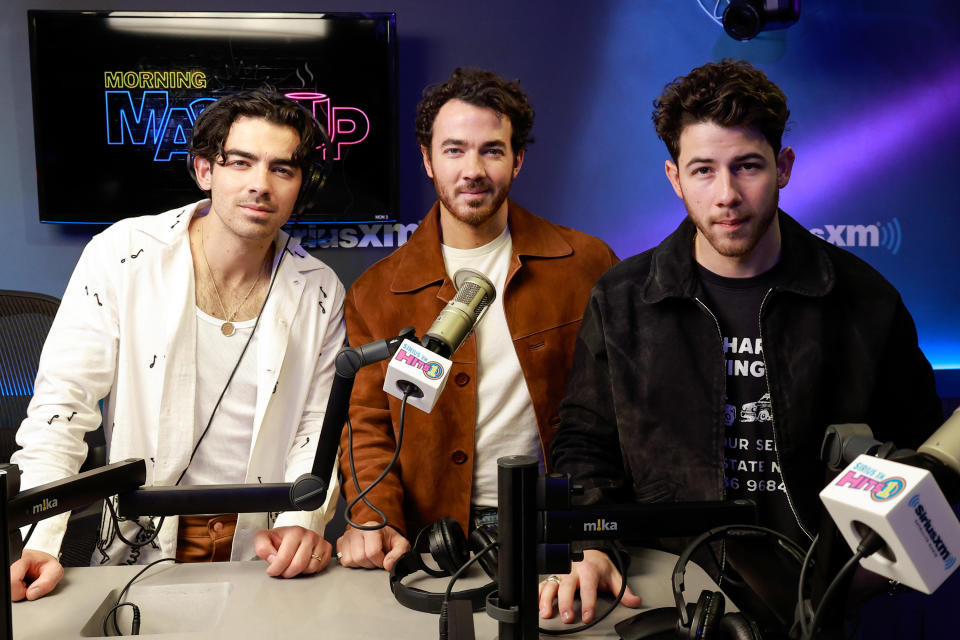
{"left": 454, "top": 373, "right": 470, "bottom": 386}
{"left": 212, "top": 522, "right": 223, "bottom": 533}
{"left": 451, "top": 450, "right": 468, "bottom": 464}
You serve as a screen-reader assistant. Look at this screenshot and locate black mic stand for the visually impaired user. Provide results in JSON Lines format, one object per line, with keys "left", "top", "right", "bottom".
{"left": 489, "top": 455, "right": 759, "bottom": 640}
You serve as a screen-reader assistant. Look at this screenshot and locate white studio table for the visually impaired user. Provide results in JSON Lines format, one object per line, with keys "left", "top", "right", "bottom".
{"left": 11, "top": 547, "right": 728, "bottom": 639}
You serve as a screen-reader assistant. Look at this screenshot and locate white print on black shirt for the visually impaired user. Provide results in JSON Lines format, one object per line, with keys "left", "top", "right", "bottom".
{"left": 740, "top": 393, "right": 772, "bottom": 422}
{"left": 724, "top": 337, "right": 765, "bottom": 377}
{"left": 724, "top": 393, "right": 773, "bottom": 425}
{"left": 725, "top": 385, "right": 785, "bottom": 494}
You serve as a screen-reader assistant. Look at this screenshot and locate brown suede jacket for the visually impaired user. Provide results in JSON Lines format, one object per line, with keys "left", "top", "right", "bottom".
{"left": 340, "top": 200, "right": 618, "bottom": 536}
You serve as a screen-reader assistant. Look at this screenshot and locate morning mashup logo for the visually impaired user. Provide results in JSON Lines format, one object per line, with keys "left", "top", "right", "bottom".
{"left": 809, "top": 218, "right": 903, "bottom": 255}
{"left": 103, "top": 70, "right": 372, "bottom": 162}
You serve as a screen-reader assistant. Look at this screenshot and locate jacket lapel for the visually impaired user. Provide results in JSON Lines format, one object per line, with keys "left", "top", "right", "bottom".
{"left": 390, "top": 203, "right": 448, "bottom": 295}
{"left": 148, "top": 204, "right": 201, "bottom": 484}
{"left": 252, "top": 235, "right": 306, "bottom": 449}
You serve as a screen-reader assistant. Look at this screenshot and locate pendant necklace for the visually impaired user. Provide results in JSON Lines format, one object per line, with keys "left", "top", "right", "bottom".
{"left": 199, "top": 227, "right": 262, "bottom": 337}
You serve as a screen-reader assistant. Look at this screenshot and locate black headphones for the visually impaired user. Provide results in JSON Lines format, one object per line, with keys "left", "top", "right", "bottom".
{"left": 389, "top": 517, "right": 498, "bottom": 614}
{"left": 185, "top": 100, "right": 331, "bottom": 216}
{"left": 290, "top": 112, "right": 331, "bottom": 215}
{"left": 618, "top": 525, "right": 806, "bottom": 640}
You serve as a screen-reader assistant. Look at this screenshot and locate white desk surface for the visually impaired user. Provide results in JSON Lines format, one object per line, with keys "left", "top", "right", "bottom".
{"left": 11, "top": 547, "right": 724, "bottom": 639}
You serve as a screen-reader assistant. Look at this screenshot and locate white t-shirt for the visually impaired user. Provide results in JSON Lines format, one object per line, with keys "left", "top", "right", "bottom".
{"left": 441, "top": 227, "right": 542, "bottom": 508}
{"left": 179, "top": 308, "right": 258, "bottom": 487}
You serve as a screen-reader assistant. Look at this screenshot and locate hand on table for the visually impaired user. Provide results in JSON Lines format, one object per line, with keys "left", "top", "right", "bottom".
{"left": 336, "top": 522, "right": 411, "bottom": 571}
{"left": 9, "top": 549, "right": 63, "bottom": 601}
{"left": 538, "top": 549, "right": 643, "bottom": 623}
{"left": 254, "top": 525, "right": 332, "bottom": 578}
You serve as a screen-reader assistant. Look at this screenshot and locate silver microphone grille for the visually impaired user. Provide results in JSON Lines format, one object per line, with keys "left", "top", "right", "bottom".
{"left": 452, "top": 269, "right": 496, "bottom": 323}
{"left": 453, "top": 281, "right": 490, "bottom": 316}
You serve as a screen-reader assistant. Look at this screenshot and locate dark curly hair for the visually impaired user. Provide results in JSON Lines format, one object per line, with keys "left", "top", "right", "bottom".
{"left": 416, "top": 67, "right": 534, "bottom": 156}
{"left": 188, "top": 86, "right": 324, "bottom": 188}
{"left": 653, "top": 59, "right": 789, "bottom": 162}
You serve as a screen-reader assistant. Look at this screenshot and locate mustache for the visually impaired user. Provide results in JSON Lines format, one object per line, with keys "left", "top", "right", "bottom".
{"left": 457, "top": 178, "right": 491, "bottom": 192}
{"left": 236, "top": 197, "right": 276, "bottom": 211}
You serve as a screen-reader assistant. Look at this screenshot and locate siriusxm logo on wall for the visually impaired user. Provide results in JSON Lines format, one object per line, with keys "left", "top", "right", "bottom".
{"left": 294, "top": 223, "right": 420, "bottom": 250}
{"left": 808, "top": 219, "right": 903, "bottom": 255}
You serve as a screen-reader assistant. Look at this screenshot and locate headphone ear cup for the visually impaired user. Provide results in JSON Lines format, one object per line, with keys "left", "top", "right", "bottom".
{"left": 718, "top": 612, "right": 763, "bottom": 640}
{"left": 685, "top": 591, "right": 725, "bottom": 640}
{"left": 428, "top": 517, "right": 469, "bottom": 576}
{"left": 468, "top": 526, "right": 498, "bottom": 579}
{"left": 295, "top": 161, "right": 323, "bottom": 213}
{"left": 294, "top": 118, "right": 330, "bottom": 214}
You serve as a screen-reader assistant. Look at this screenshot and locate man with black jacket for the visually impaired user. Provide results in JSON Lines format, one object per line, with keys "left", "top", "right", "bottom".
{"left": 538, "top": 60, "right": 942, "bottom": 630}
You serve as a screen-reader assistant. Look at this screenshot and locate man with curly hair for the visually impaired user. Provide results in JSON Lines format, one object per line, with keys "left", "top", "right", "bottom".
{"left": 541, "top": 60, "right": 941, "bottom": 632}
{"left": 10, "top": 88, "right": 345, "bottom": 602}
{"left": 336, "top": 68, "right": 618, "bottom": 570}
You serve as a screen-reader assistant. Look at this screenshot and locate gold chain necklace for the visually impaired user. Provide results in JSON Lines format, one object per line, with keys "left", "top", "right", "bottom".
{"left": 199, "top": 226, "right": 263, "bottom": 337}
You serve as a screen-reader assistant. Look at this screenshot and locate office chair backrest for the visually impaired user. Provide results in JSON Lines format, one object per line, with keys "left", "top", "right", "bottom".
{"left": 0, "top": 289, "right": 60, "bottom": 463}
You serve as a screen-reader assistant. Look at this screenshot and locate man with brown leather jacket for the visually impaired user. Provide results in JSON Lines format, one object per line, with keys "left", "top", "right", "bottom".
{"left": 335, "top": 68, "right": 618, "bottom": 570}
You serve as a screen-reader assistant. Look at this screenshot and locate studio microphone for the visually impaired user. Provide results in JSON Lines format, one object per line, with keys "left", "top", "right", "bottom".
{"left": 422, "top": 268, "right": 496, "bottom": 358}
{"left": 383, "top": 269, "right": 496, "bottom": 413}
{"left": 819, "top": 407, "right": 960, "bottom": 593}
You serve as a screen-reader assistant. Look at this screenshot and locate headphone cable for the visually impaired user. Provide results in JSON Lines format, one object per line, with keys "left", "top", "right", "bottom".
{"left": 103, "top": 556, "right": 176, "bottom": 636}
{"left": 344, "top": 387, "right": 414, "bottom": 530}
{"left": 795, "top": 533, "right": 819, "bottom": 639}
{"left": 439, "top": 538, "right": 500, "bottom": 640}
{"left": 803, "top": 531, "right": 883, "bottom": 639}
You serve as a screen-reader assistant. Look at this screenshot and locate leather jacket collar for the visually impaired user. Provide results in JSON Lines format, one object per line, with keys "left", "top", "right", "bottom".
{"left": 389, "top": 199, "right": 574, "bottom": 298}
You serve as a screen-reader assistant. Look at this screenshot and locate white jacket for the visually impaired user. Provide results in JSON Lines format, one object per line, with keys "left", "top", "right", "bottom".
{"left": 13, "top": 201, "right": 346, "bottom": 564}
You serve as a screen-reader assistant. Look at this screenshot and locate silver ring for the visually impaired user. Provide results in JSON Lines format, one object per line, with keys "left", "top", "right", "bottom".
{"left": 545, "top": 575, "right": 561, "bottom": 586}
{"left": 336, "top": 551, "right": 343, "bottom": 560}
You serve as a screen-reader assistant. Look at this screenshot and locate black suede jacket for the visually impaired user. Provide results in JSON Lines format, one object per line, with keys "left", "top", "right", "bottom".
{"left": 553, "top": 211, "right": 942, "bottom": 540}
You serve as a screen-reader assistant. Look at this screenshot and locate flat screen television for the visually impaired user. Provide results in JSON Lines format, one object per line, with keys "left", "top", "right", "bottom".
{"left": 27, "top": 10, "right": 398, "bottom": 225}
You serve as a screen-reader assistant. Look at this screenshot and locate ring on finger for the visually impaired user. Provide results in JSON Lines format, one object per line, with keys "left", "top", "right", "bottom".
{"left": 545, "top": 575, "right": 562, "bottom": 586}
{"left": 311, "top": 553, "right": 322, "bottom": 561}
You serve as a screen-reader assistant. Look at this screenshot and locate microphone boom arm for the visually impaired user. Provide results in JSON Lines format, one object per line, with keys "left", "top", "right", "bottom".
{"left": 308, "top": 328, "right": 416, "bottom": 489}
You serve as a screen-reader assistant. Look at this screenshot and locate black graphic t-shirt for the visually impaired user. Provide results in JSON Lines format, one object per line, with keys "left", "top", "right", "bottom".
{"left": 697, "top": 263, "right": 805, "bottom": 545}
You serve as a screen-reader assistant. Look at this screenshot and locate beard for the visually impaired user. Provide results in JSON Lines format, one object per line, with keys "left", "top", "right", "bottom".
{"left": 688, "top": 190, "right": 780, "bottom": 259}
{"left": 434, "top": 176, "right": 512, "bottom": 228}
